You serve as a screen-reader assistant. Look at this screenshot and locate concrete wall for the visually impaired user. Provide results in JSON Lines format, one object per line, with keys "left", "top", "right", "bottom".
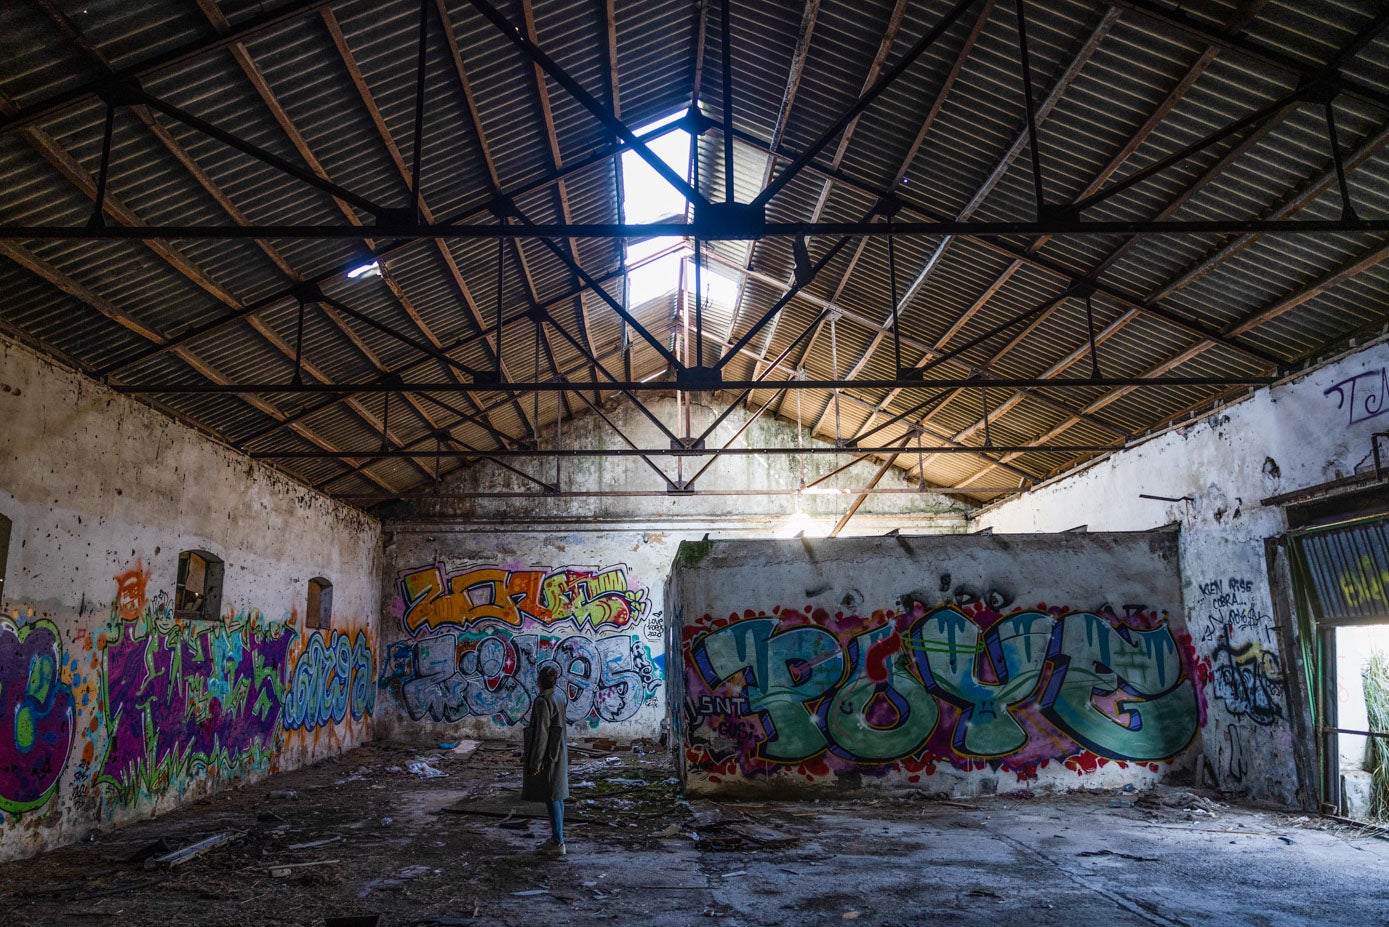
{"left": 974, "top": 338, "right": 1389, "bottom": 807}
{"left": 0, "top": 336, "right": 381, "bottom": 861}
{"left": 671, "top": 530, "right": 1199, "bottom": 797}
{"left": 376, "top": 395, "right": 969, "bottom": 745}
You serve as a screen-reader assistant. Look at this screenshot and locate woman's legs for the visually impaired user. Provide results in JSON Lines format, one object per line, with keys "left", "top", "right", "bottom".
{"left": 545, "top": 799, "right": 564, "bottom": 845}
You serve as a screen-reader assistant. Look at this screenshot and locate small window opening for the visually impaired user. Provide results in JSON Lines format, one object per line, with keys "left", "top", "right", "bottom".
{"left": 175, "top": 550, "right": 224, "bottom": 621}
{"left": 0, "top": 513, "right": 11, "bottom": 609}
{"left": 306, "top": 577, "right": 333, "bottom": 629}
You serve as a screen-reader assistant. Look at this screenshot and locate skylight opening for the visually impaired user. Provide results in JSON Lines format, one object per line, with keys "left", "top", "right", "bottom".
{"left": 621, "top": 112, "right": 691, "bottom": 226}
{"left": 347, "top": 260, "right": 380, "bottom": 279}
{"left": 627, "top": 251, "right": 683, "bottom": 306}
{"left": 682, "top": 259, "right": 740, "bottom": 307}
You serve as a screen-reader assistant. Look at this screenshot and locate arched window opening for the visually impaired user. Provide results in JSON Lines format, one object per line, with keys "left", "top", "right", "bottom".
{"left": 306, "top": 576, "right": 333, "bottom": 629}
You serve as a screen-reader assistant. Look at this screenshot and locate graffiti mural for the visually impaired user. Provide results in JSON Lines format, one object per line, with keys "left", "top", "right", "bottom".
{"left": 93, "top": 561, "right": 374, "bottom": 805}
{"left": 399, "top": 562, "right": 648, "bottom": 634}
{"left": 98, "top": 599, "right": 294, "bottom": 803}
{"left": 381, "top": 629, "right": 661, "bottom": 727}
{"left": 683, "top": 601, "right": 1201, "bottom": 782}
{"left": 0, "top": 618, "right": 76, "bottom": 814}
{"left": 385, "top": 560, "right": 664, "bottom": 730}
{"left": 283, "top": 629, "right": 376, "bottom": 732}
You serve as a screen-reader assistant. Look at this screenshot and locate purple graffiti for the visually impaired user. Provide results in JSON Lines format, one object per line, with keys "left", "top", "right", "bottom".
{"left": 99, "top": 618, "right": 292, "bottom": 799}
{"left": 1, "top": 619, "right": 75, "bottom": 814}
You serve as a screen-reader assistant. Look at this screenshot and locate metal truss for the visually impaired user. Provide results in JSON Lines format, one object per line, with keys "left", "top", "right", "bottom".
{"left": 3, "top": 0, "right": 1387, "bottom": 514}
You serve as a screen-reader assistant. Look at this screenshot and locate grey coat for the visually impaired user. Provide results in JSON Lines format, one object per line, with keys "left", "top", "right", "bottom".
{"left": 521, "top": 688, "right": 569, "bottom": 802}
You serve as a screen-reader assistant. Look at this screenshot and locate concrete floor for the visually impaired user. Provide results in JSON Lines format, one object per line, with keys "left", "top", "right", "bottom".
{"left": 1, "top": 742, "right": 1386, "bottom": 926}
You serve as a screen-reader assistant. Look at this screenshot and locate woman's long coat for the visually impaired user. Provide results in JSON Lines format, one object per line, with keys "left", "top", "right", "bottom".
{"left": 521, "top": 688, "right": 569, "bottom": 802}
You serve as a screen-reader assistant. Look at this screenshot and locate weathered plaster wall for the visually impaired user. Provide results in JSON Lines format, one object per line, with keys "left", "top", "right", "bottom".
{"left": 0, "top": 336, "right": 381, "bottom": 861}
{"left": 975, "top": 339, "right": 1389, "bottom": 807}
{"left": 671, "top": 531, "right": 1200, "bottom": 798}
{"left": 377, "top": 395, "right": 969, "bottom": 745}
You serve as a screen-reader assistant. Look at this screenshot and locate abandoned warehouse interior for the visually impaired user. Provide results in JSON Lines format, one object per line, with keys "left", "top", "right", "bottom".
{"left": 2, "top": 0, "right": 1389, "bottom": 923}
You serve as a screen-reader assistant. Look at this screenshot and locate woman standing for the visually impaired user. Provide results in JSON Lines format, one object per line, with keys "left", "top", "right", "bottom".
{"left": 523, "top": 664, "right": 569, "bottom": 858}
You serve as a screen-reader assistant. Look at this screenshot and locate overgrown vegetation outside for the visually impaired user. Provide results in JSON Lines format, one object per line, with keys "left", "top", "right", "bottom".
{"left": 1364, "top": 651, "right": 1389, "bottom": 821}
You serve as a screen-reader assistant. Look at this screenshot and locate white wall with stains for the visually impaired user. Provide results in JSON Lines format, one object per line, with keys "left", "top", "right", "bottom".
{"left": 975, "top": 338, "right": 1389, "bottom": 806}
{"left": 377, "top": 395, "right": 971, "bottom": 744}
{"left": 0, "top": 336, "right": 382, "bottom": 861}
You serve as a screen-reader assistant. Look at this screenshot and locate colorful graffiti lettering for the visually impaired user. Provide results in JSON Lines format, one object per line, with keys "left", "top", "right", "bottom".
{"left": 1324, "top": 366, "right": 1389, "bottom": 426}
{"left": 282, "top": 629, "right": 376, "bottom": 731}
{"left": 381, "top": 629, "right": 662, "bottom": 727}
{"left": 98, "top": 603, "right": 293, "bottom": 803}
{"left": 398, "top": 562, "right": 648, "bottom": 634}
{"left": 684, "top": 603, "right": 1200, "bottom": 780}
{"left": 0, "top": 618, "right": 76, "bottom": 814}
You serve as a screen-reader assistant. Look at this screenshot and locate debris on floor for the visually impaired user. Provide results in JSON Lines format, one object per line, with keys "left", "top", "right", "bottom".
{"left": 2, "top": 741, "right": 1387, "bottom": 926}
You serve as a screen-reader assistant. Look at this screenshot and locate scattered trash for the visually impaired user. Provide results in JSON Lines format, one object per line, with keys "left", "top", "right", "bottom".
{"left": 267, "top": 790, "right": 298, "bottom": 800}
{"left": 386, "top": 766, "right": 403, "bottom": 773}
{"left": 450, "top": 740, "right": 481, "bottom": 760}
{"left": 286, "top": 835, "right": 343, "bottom": 851}
{"left": 145, "top": 832, "right": 239, "bottom": 869}
{"left": 123, "top": 837, "right": 173, "bottom": 864}
{"left": 655, "top": 823, "right": 682, "bottom": 838}
{"left": 1278, "top": 836, "right": 1294, "bottom": 845}
{"left": 380, "top": 817, "right": 394, "bottom": 826}
{"left": 1107, "top": 799, "right": 1135, "bottom": 808}
{"left": 604, "top": 756, "right": 624, "bottom": 766}
{"left": 511, "top": 889, "right": 549, "bottom": 896}
{"left": 397, "top": 865, "right": 433, "bottom": 879}
{"left": 842, "top": 912, "right": 862, "bottom": 920}
{"left": 407, "top": 761, "right": 448, "bottom": 779}
{"left": 438, "top": 741, "right": 459, "bottom": 750}
{"left": 268, "top": 859, "right": 340, "bottom": 878}
{"left": 721, "top": 870, "right": 747, "bottom": 878}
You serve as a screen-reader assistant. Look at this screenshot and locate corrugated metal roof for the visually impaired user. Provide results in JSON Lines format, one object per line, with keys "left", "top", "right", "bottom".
{"left": 0, "top": 0, "right": 1386, "bottom": 509}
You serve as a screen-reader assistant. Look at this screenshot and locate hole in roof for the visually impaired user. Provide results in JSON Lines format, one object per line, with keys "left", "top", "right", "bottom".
{"left": 621, "top": 112, "right": 691, "bottom": 226}
{"left": 347, "top": 260, "right": 380, "bottom": 279}
{"left": 683, "top": 260, "right": 739, "bottom": 307}
{"left": 627, "top": 251, "right": 683, "bottom": 306}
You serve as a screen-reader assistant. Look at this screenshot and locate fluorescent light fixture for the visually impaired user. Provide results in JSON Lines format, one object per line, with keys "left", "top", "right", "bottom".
{"left": 347, "top": 260, "right": 381, "bottom": 279}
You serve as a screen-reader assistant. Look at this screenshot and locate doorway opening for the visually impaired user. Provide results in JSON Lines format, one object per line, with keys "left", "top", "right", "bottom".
{"left": 1286, "top": 487, "right": 1389, "bottom": 820}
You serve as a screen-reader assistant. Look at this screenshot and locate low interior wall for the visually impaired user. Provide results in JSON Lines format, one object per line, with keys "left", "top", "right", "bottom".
{"left": 670, "top": 530, "right": 1200, "bottom": 797}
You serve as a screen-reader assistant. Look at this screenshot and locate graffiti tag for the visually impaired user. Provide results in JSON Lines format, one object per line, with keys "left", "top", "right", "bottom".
{"left": 1324, "top": 367, "right": 1389, "bottom": 426}
{"left": 1208, "top": 640, "right": 1283, "bottom": 726}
